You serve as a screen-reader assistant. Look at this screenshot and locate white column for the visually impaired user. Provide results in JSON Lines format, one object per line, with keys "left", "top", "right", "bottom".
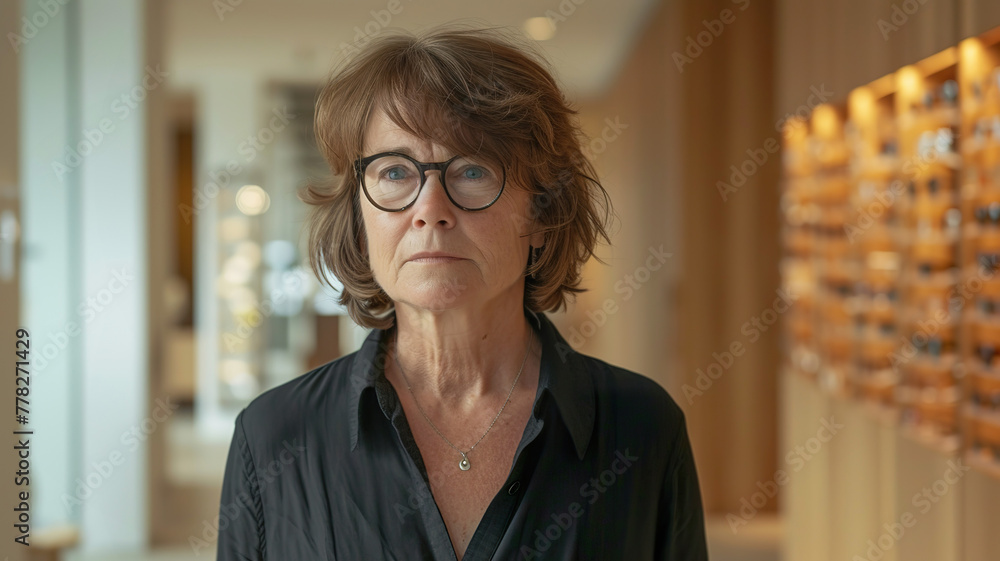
{"left": 19, "top": 0, "right": 79, "bottom": 535}
{"left": 76, "top": 0, "right": 150, "bottom": 549}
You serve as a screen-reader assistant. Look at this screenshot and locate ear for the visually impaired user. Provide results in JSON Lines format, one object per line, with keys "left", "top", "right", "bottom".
{"left": 529, "top": 229, "right": 546, "bottom": 249}
{"left": 526, "top": 189, "right": 547, "bottom": 249}
{"left": 527, "top": 214, "right": 545, "bottom": 249}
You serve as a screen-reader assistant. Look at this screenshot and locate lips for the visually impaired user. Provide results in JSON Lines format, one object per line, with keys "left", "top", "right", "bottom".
{"left": 407, "top": 251, "right": 464, "bottom": 262}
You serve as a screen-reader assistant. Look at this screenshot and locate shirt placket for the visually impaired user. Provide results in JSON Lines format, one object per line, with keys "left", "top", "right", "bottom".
{"left": 462, "top": 414, "right": 545, "bottom": 561}
{"left": 375, "top": 372, "right": 548, "bottom": 561}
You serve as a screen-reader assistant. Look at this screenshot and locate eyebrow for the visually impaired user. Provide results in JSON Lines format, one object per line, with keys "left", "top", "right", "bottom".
{"left": 369, "top": 146, "right": 457, "bottom": 161}
{"left": 375, "top": 146, "right": 415, "bottom": 156}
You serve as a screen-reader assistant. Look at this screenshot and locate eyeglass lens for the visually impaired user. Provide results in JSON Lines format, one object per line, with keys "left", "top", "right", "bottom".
{"left": 362, "top": 155, "right": 503, "bottom": 210}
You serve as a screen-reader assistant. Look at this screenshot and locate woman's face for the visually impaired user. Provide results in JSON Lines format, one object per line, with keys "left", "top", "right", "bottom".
{"left": 359, "top": 108, "right": 545, "bottom": 313}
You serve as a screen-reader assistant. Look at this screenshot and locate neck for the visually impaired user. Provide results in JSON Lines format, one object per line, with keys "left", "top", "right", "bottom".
{"left": 390, "top": 299, "right": 537, "bottom": 413}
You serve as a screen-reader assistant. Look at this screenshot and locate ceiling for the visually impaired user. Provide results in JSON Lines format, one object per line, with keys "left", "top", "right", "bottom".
{"left": 164, "top": 0, "right": 660, "bottom": 102}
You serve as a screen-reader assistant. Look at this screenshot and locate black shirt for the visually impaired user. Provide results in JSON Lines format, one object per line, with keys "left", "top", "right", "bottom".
{"left": 215, "top": 307, "right": 708, "bottom": 560}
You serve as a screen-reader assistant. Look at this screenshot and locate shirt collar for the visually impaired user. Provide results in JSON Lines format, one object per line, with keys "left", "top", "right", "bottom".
{"left": 347, "top": 307, "right": 596, "bottom": 460}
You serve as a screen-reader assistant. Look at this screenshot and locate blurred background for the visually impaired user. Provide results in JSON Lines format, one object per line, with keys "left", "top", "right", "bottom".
{"left": 3, "top": 0, "right": 1000, "bottom": 560}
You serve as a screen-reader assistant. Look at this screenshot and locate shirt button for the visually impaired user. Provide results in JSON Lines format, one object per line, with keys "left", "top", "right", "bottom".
{"left": 507, "top": 481, "right": 520, "bottom": 495}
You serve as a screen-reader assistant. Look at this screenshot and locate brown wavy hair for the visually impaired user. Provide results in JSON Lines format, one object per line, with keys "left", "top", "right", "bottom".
{"left": 300, "top": 22, "right": 614, "bottom": 329}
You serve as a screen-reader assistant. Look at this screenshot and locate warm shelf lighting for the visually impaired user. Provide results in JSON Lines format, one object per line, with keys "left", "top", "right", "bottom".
{"left": 812, "top": 104, "right": 840, "bottom": 139}
{"left": 523, "top": 17, "right": 556, "bottom": 41}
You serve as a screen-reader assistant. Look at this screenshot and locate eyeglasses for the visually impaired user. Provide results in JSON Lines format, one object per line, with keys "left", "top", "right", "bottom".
{"left": 354, "top": 151, "right": 507, "bottom": 212}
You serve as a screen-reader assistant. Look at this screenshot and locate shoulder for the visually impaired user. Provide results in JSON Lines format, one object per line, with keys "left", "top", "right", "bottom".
{"left": 577, "top": 351, "right": 686, "bottom": 422}
{"left": 571, "top": 350, "right": 690, "bottom": 455}
{"left": 235, "top": 350, "right": 362, "bottom": 442}
{"left": 540, "top": 315, "right": 686, "bottom": 439}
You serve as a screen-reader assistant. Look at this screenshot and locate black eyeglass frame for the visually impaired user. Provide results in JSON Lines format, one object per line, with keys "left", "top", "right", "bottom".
{"left": 353, "top": 151, "right": 507, "bottom": 212}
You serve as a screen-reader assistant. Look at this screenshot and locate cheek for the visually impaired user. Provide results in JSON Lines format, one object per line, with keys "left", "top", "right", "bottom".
{"left": 493, "top": 192, "right": 533, "bottom": 234}
{"left": 368, "top": 219, "right": 400, "bottom": 264}
{"left": 359, "top": 207, "right": 388, "bottom": 266}
{"left": 479, "top": 201, "right": 532, "bottom": 268}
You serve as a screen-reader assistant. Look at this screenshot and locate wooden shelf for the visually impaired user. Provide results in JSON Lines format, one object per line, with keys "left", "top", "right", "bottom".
{"left": 966, "top": 448, "right": 1000, "bottom": 478}
{"left": 899, "top": 421, "right": 962, "bottom": 456}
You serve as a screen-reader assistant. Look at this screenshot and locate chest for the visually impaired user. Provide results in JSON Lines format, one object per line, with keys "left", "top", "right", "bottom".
{"left": 401, "top": 397, "right": 534, "bottom": 559}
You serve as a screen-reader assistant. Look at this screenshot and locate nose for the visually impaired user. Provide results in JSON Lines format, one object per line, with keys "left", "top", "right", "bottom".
{"left": 409, "top": 169, "right": 456, "bottom": 229}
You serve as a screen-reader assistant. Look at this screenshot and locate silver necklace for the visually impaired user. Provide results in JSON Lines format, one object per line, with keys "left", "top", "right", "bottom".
{"left": 391, "top": 327, "right": 532, "bottom": 472}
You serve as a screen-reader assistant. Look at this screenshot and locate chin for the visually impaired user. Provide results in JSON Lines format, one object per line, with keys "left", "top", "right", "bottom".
{"left": 395, "top": 285, "right": 474, "bottom": 312}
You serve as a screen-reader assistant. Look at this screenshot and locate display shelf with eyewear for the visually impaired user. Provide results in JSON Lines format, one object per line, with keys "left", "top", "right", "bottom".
{"left": 892, "top": 53, "right": 964, "bottom": 452}
{"left": 845, "top": 79, "right": 903, "bottom": 415}
{"left": 780, "top": 115, "right": 822, "bottom": 385}
{"left": 959, "top": 29, "right": 1000, "bottom": 478}
{"left": 807, "top": 105, "right": 856, "bottom": 396}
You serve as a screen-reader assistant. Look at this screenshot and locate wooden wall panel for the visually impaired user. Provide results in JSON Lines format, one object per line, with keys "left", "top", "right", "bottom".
{"left": 838, "top": 0, "right": 898, "bottom": 93}
{"left": 720, "top": 0, "right": 782, "bottom": 513}
{"left": 778, "top": 0, "right": 962, "bottom": 107}
{"left": 962, "top": 0, "right": 1000, "bottom": 37}
{"left": 579, "top": 0, "right": 783, "bottom": 514}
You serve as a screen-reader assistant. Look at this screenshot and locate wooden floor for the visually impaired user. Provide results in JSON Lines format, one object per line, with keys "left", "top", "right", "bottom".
{"left": 707, "top": 514, "right": 783, "bottom": 561}
{"left": 65, "top": 549, "right": 216, "bottom": 561}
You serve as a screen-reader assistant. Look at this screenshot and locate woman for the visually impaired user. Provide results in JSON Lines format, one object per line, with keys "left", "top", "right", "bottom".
{"left": 216, "top": 23, "right": 707, "bottom": 561}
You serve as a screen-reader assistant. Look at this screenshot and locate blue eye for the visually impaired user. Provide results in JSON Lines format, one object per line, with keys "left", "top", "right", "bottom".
{"left": 383, "top": 166, "right": 408, "bottom": 181}
{"left": 463, "top": 166, "right": 486, "bottom": 180}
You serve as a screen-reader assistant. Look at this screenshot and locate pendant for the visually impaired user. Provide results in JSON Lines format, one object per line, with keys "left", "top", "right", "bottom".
{"left": 459, "top": 452, "right": 471, "bottom": 471}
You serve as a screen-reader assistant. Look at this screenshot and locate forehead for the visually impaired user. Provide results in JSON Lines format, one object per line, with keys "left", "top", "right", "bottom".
{"left": 360, "top": 102, "right": 506, "bottom": 172}
{"left": 363, "top": 107, "right": 434, "bottom": 156}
